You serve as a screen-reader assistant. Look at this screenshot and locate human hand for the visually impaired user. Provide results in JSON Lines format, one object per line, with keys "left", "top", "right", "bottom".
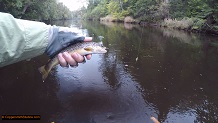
{"left": 46, "top": 26, "right": 93, "bottom": 67}
{"left": 57, "top": 37, "right": 92, "bottom": 67}
{"left": 46, "top": 26, "right": 86, "bottom": 58}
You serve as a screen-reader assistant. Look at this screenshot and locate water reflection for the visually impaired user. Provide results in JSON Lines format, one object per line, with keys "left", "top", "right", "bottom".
{"left": 0, "top": 21, "right": 218, "bottom": 123}
{"left": 0, "top": 55, "right": 61, "bottom": 123}
{"left": 85, "top": 21, "right": 218, "bottom": 122}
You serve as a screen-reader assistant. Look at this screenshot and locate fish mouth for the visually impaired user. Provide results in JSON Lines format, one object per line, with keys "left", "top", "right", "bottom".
{"left": 98, "top": 47, "right": 107, "bottom": 53}
{"left": 101, "top": 49, "right": 107, "bottom": 53}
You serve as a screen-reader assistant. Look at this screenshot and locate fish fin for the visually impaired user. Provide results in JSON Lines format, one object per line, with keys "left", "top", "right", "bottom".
{"left": 84, "top": 47, "right": 94, "bottom": 51}
{"left": 38, "top": 65, "right": 49, "bottom": 81}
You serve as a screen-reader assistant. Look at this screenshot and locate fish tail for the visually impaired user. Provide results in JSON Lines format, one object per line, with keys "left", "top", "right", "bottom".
{"left": 38, "top": 65, "right": 49, "bottom": 81}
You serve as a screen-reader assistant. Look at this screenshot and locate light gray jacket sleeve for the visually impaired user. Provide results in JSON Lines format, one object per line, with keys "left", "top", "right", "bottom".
{"left": 0, "top": 12, "right": 51, "bottom": 67}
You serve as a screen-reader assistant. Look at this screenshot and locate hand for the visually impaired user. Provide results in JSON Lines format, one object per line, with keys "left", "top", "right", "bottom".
{"left": 57, "top": 37, "right": 92, "bottom": 67}
{"left": 46, "top": 26, "right": 87, "bottom": 58}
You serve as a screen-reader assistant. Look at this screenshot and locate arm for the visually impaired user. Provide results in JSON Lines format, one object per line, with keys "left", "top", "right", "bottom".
{"left": 0, "top": 12, "right": 50, "bottom": 67}
{"left": 0, "top": 12, "right": 92, "bottom": 68}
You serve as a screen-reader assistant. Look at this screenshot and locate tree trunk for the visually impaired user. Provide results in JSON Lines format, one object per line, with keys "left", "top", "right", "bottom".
{"left": 19, "top": 1, "right": 32, "bottom": 19}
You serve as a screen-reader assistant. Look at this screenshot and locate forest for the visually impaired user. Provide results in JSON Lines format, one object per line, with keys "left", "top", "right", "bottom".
{"left": 80, "top": 0, "right": 218, "bottom": 34}
{"left": 1, "top": 0, "right": 218, "bottom": 34}
{"left": 0, "top": 0, "right": 72, "bottom": 21}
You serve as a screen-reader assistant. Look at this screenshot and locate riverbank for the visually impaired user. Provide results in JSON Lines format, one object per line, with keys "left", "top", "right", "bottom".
{"left": 99, "top": 16, "right": 218, "bottom": 36}
{"left": 160, "top": 18, "right": 218, "bottom": 36}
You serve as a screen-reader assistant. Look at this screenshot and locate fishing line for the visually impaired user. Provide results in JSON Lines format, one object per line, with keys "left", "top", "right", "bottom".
{"left": 136, "top": 26, "right": 143, "bottom": 62}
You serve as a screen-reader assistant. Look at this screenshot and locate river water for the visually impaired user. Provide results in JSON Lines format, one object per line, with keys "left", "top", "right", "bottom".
{"left": 0, "top": 20, "right": 218, "bottom": 123}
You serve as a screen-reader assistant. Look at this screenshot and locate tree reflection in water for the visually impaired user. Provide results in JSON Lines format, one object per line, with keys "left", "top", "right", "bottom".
{"left": 87, "top": 21, "right": 218, "bottom": 122}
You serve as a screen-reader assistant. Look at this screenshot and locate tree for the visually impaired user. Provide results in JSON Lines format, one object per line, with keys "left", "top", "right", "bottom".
{"left": 0, "top": 0, "right": 72, "bottom": 21}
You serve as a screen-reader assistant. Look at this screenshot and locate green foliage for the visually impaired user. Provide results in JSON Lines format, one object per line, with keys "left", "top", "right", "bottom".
{"left": 84, "top": 0, "right": 130, "bottom": 21}
{"left": 85, "top": 0, "right": 169, "bottom": 22}
{"left": 83, "top": 0, "right": 218, "bottom": 28}
{"left": 169, "top": 0, "right": 187, "bottom": 18}
{"left": 170, "top": 0, "right": 217, "bottom": 20}
{"left": 107, "top": 1, "right": 119, "bottom": 15}
{"left": 213, "top": 3, "right": 218, "bottom": 22}
{"left": 168, "top": 0, "right": 218, "bottom": 32}
{"left": 213, "top": 26, "right": 218, "bottom": 31}
{"left": 192, "top": 18, "right": 206, "bottom": 30}
{"left": 3, "top": 0, "right": 217, "bottom": 30}
{"left": 0, "top": 0, "right": 72, "bottom": 21}
{"left": 0, "top": 0, "right": 24, "bottom": 17}
{"left": 107, "top": 0, "right": 129, "bottom": 21}
{"left": 90, "top": 1, "right": 108, "bottom": 20}
{"left": 128, "top": 0, "right": 154, "bottom": 21}
{"left": 83, "top": 0, "right": 104, "bottom": 20}
{"left": 187, "top": 0, "right": 212, "bottom": 18}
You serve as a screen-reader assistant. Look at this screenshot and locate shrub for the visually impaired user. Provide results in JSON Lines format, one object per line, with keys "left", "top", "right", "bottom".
{"left": 162, "top": 17, "right": 194, "bottom": 29}
{"left": 213, "top": 26, "right": 218, "bottom": 31}
{"left": 124, "top": 16, "right": 135, "bottom": 23}
{"left": 192, "top": 18, "right": 206, "bottom": 30}
{"left": 100, "top": 15, "right": 116, "bottom": 22}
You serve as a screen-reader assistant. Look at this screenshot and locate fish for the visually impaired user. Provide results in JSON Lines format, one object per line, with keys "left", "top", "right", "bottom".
{"left": 38, "top": 42, "right": 107, "bottom": 81}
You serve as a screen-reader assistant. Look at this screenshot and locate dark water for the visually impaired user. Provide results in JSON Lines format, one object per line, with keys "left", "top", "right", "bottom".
{"left": 0, "top": 20, "right": 218, "bottom": 123}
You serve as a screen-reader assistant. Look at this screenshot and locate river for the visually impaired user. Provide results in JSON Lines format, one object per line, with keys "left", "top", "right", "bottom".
{"left": 0, "top": 20, "right": 218, "bottom": 123}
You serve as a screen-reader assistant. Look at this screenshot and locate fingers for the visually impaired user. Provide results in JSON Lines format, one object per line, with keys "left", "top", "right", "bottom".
{"left": 62, "top": 52, "right": 78, "bottom": 66}
{"left": 58, "top": 53, "right": 68, "bottom": 67}
{"left": 58, "top": 52, "right": 87, "bottom": 67}
{"left": 85, "top": 54, "right": 92, "bottom": 60}
{"left": 71, "top": 52, "right": 84, "bottom": 63}
{"left": 57, "top": 37, "right": 93, "bottom": 67}
{"left": 84, "top": 37, "right": 92, "bottom": 42}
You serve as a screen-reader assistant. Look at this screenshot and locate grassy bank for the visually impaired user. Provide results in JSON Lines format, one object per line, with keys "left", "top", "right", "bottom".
{"left": 161, "top": 17, "right": 218, "bottom": 35}
{"left": 100, "top": 15, "right": 138, "bottom": 23}
{"left": 99, "top": 15, "right": 218, "bottom": 36}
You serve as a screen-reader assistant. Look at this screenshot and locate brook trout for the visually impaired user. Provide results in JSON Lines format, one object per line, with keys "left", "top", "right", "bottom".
{"left": 38, "top": 42, "right": 107, "bottom": 81}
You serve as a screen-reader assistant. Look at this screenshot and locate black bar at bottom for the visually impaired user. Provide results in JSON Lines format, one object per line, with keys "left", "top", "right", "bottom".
{"left": 2, "top": 115, "right": 40, "bottom": 120}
